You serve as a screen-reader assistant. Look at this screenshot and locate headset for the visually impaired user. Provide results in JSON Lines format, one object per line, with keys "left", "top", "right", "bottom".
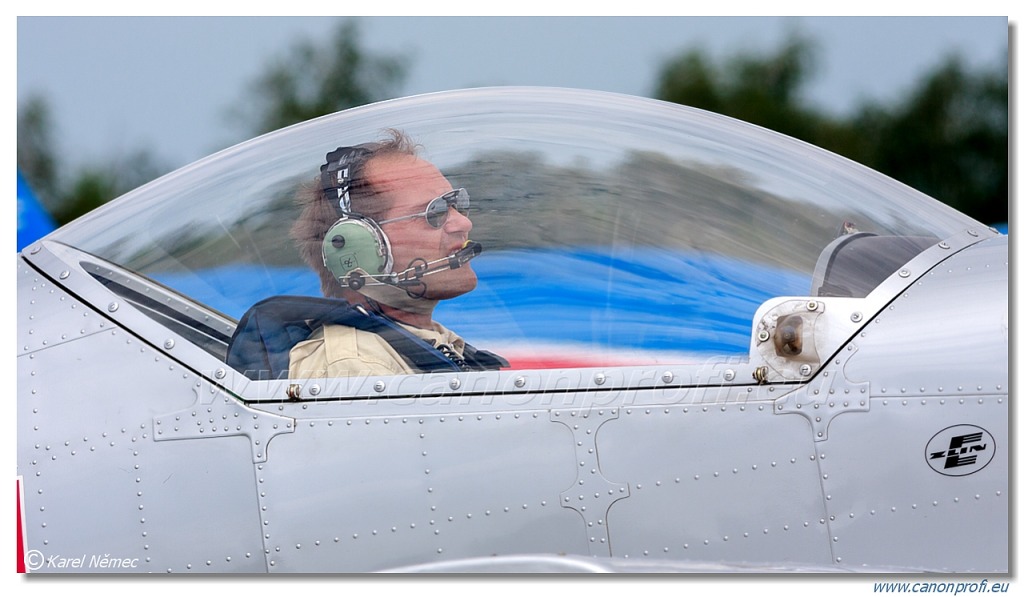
{"left": 318, "top": 145, "right": 482, "bottom": 310}
{"left": 320, "top": 145, "right": 392, "bottom": 290}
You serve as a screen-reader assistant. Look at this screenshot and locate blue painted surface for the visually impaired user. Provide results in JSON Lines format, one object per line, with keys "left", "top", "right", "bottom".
{"left": 17, "top": 170, "right": 56, "bottom": 251}
{"left": 154, "top": 247, "right": 809, "bottom": 357}
{"left": 436, "top": 248, "right": 809, "bottom": 355}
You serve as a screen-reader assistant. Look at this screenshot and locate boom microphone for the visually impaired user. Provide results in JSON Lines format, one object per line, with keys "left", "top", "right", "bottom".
{"left": 449, "top": 240, "right": 482, "bottom": 268}
{"left": 393, "top": 240, "right": 483, "bottom": 284}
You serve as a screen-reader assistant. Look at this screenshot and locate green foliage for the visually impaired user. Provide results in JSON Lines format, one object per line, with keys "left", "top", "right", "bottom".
{"left": 16, "top": 95, "right": 59, "bottom": 211}
{"left": 20, "top": 24, "right": 1006, "bottom": 229}
{"left": 17, "top": 95, "right": 170, "bottom": 226}
{"left": 852, "top": 55, "right": 1008, "bottom": 225}
{"left": 18, "top": 19, "right": 409, "bottom": 228}
{"left": 50, "top": 150, "right": 166, "bottom": 224}
{"left": 655, "top": 34, "right": 838, "bottom": 146}
{"left": 233, "top": 19, "right": 408, "bottom": 136}
{"left": 654, "top": 34, "right": 1008, "bottom": 225}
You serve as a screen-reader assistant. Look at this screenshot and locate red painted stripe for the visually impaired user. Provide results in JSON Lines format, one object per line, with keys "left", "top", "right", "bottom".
{"left": 16, "top": 479, "right": 24, "bottom": 573}
{"left": 503, "top": 357, "right": 631, "bottom": 369}
{"left": 504, "top": 358, "right": 589, "bottom": 369}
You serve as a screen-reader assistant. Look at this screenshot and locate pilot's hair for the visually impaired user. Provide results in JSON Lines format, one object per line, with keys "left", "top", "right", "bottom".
{"left": 291, "top": 128, "right": 418, "bottom": 298}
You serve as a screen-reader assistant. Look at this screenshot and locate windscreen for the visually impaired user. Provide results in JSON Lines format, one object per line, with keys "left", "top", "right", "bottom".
{"left": 48, "top": 88, "right": 981, "bottom": 370}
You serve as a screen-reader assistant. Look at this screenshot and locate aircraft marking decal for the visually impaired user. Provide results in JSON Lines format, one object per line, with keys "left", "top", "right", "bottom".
{"left": 551, "top": 408, "right": 630, "bottom": 556}
{"left": 926, "top": 425, "right": 996, "bottom": 476}
{"left": 774, "top": 344, "right": 870, "bottom": 441}
{"left": 153, "top": 381, "right": 295, "bottom": 463}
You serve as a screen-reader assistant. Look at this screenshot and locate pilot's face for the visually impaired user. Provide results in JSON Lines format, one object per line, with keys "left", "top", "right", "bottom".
{"left": 365, "top": 154, "right": 477, "bottom": 300}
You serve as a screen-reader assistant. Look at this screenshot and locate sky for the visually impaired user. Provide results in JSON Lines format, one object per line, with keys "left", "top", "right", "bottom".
{"left": 14, "top": 15, "right": 1011, "bottom": 177}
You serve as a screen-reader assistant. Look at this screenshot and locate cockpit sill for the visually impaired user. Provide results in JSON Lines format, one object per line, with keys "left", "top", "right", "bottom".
{"left": 18, "top": 226, "right": 997, "bottom": 405}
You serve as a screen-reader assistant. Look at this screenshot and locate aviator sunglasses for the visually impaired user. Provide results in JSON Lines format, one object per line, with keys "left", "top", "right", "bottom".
{"left": 377, "top": 188, "right": 471, "bottom": 229}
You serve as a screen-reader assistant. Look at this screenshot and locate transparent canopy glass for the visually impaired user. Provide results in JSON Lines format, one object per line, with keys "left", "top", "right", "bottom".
{"left": 48, "top": 87, "right": 981, "bottom": 369}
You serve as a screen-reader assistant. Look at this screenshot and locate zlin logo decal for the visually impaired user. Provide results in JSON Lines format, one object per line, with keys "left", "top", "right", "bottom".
{"left": 926, "top": 425, "right": 995, "bottom": 476}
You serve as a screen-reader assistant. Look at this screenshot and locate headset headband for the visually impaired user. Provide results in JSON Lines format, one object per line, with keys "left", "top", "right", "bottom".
{"left": 320, "top": 144, "right": 378, "bottom": 215}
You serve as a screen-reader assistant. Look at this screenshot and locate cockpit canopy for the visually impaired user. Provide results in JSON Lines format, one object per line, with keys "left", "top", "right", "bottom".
{"left": 45, "top": 87, "right": 982, "bottom": 371}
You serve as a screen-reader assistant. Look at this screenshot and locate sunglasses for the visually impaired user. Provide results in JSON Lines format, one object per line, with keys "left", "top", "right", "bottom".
{"left": 377, "top": 188, "right": 471, "bottom": 229}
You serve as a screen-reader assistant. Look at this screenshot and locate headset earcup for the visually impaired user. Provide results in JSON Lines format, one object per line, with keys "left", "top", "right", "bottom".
{"left": 321, "top": 217, "right": 393, "bottom": 287}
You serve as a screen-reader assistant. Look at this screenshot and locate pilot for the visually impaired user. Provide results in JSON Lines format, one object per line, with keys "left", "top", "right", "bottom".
{"left": 288, "top": 129, "right": 506, "bottom": 378}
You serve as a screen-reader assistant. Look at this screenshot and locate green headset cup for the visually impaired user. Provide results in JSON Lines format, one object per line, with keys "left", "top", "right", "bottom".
{"left": 322, "top": 217, "right": 392, "bottom": 285}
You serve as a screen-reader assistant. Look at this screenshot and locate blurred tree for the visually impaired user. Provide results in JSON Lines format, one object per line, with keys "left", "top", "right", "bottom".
{"left": 17, "top": 94, "right": 170, "bottom": 227}
{"left": 50, "top": 150, "right": 167, "bottom": 224}
{"left": 232, "top": 19, "right": 409, "bottom": 136}
{"left": 654, "top": 34, "right": 1008, "bottom": 224}
{"left": 17, "top": 95, "right": 60, "bottom": 211}
{"left": 17, "top": 19, "right": 408, "bottom": 227}
{"left": 655, "top": 33, "right": 848, "bottom": 148}
{"left": 852, "top": 54, "right": 1008, "bottom": 225}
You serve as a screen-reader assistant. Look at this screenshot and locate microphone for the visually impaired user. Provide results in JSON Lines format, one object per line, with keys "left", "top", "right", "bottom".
{"left": 448, "top": 240, "right": 482, "bottom": 268}
{"left": 393, "top": 240, "right": 483, "bottom": 285}
{"left": 349, "top": 240, "right": 484, "bottom": 306}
